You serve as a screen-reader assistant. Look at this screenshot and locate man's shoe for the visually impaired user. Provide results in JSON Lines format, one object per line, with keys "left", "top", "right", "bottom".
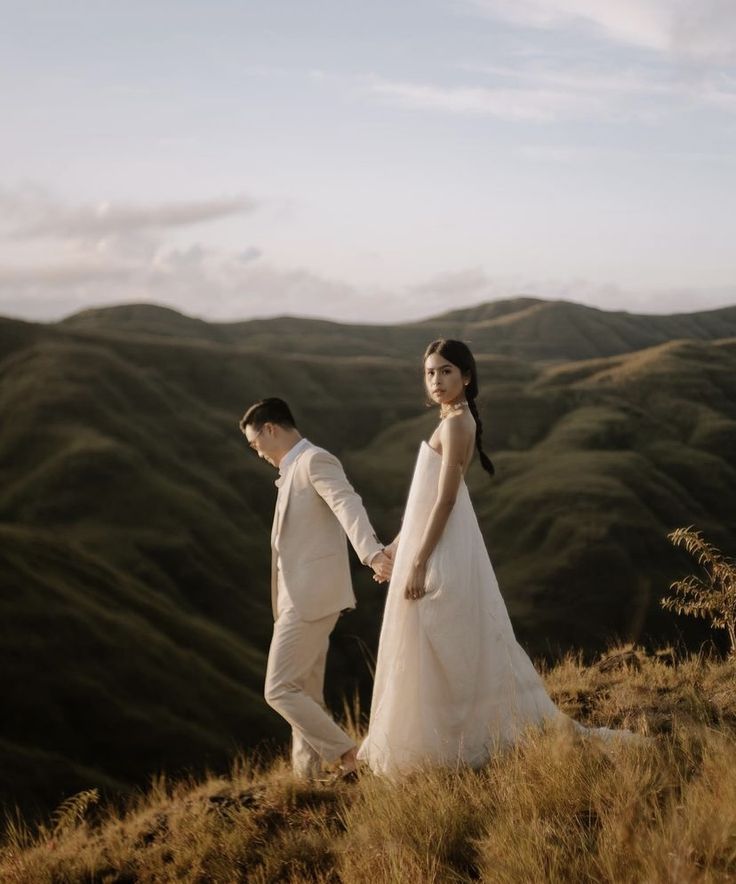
{"left": 321, "top": 766, "right": 359, "bottom": 785}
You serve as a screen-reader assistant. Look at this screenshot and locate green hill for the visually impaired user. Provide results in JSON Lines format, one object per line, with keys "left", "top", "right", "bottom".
{"left": 1, "top": 298, "right": 735, "bottom": 817}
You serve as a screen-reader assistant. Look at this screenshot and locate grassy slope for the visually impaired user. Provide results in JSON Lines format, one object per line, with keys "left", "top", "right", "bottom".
{"left": 2, "top": 300, "right": 736, "bottom": 819}
{"left": 0, "top": 525, "right": 270, "bottom": 806}
{"left": 2, "top": 648, "right": 736, "bottom": 883}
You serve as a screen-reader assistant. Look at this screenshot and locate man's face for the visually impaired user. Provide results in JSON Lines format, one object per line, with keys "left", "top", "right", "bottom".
{"left": 245, "top": 422, "right": 279, "bottom": 467}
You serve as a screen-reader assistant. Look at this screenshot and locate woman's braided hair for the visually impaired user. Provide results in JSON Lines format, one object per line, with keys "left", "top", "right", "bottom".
{"left": 424, "top": 338, "right": 495, "bottom": 477}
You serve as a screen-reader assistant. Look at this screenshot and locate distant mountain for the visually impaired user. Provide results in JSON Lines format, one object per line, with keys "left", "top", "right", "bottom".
{"left": 60, "top": 298, "right": 736, "bottom": 362}
{"left": 423, "top": 299, "right": 736, "bottom": 361}
{"left": 1, "top": 298, "right": 735, "bottom": 816}
{"left": 60, "top": 303, "right": 220, "bottom": 342}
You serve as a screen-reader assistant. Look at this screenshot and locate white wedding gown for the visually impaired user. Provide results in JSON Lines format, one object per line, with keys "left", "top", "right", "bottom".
{"left": 357, "top": 441, "right": 623, "bottom": 779}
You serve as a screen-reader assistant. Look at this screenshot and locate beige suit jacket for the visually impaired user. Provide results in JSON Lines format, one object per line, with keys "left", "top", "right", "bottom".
{"left": 270, "top": 442, "right": 383, "bottom": 622}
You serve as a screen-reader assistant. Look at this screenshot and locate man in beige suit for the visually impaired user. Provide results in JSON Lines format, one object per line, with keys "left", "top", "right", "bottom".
{"left": 240, "top": 398, "right": 392, "bottom": 780}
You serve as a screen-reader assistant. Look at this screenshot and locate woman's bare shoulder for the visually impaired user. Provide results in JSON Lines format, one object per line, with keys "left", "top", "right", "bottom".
{"left": 440, "top": 411, "right": 475, "bottom": 447}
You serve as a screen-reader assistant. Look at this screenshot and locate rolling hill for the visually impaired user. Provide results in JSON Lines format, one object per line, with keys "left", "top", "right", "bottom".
{"left": 1, "top": 297, "right": 735, "bottom": 817}
{"left": 59, "top": 298, "right": 736, "bottom": 362}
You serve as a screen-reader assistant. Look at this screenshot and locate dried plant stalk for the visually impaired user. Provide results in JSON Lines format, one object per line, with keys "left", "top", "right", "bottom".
{"left": 661, "top": 526, "right": 736, "bottom": 655}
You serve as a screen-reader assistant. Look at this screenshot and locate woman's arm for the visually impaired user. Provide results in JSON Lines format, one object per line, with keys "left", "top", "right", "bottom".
{"left": 404, "top": 418, "right": 472, "bottom": 600}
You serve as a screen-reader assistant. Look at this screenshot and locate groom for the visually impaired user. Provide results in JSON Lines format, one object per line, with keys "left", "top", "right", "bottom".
{"left": 240, "top": 397, "right": 392, "bottom": 780}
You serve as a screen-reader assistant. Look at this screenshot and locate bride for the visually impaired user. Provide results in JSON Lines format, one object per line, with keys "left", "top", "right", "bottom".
{"left": 357, "top": 339, "right": 629, "bottom": 779}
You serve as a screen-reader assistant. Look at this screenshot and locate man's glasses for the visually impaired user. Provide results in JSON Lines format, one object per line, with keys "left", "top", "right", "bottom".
{"left": 248, "top": 426, "right": 265, "bottom": 451}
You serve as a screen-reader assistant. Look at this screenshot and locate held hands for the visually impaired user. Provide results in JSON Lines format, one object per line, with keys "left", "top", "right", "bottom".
{"left": 383, "top": 539, "right": 398, "bottom": 560}
{"left": 404, "top": 560, "right": 427, "bottom": 601}
{"left": 371, "top": 550, "right": 393, "bottom": 584}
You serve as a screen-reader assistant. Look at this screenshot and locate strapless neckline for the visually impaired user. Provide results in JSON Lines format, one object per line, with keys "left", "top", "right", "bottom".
{"left": 422, "top": 440, "right": 441, "bottom": 458}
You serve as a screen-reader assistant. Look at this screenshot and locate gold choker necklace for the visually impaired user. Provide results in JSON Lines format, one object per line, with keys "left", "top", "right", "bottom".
{"left": 440, "top": 401, "right": 469, "bottom": 420}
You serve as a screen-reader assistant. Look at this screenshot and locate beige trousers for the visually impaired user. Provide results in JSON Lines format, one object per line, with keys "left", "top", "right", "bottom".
{"left": 264, "top": 603, "right": 355, "bottom": 778}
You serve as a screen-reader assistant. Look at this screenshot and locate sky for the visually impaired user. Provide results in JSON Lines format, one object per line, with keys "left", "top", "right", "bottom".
{"left": 1, "top": 0, "right": 735, "bottom": 324}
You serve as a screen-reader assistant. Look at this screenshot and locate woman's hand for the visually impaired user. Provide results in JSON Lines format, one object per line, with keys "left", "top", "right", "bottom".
{"left": 404, "top": 560, "right": 427, "bottom": 601}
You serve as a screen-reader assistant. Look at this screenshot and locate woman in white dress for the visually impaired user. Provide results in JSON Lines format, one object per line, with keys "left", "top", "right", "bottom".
{"left": 357, "top": 339, "right": 623, "bottom": 779}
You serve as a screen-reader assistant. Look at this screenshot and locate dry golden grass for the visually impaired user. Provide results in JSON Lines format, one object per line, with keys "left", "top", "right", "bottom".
{"left": 3, "top": 647, "right": 736, "bottom": 883}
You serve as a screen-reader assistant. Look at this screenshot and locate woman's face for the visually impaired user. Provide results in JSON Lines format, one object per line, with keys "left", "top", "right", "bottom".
{"left": 424, "top": 351, "right": 468, "bottom": 406}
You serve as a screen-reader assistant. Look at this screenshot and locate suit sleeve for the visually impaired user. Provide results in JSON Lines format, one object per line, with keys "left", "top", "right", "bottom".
{"left": 307, "top": 450, "right": 383, "bottom": 565}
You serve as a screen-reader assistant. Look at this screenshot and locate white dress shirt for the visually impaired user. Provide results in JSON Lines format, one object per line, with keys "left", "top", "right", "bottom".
{"left": 279, "top": 437, "right": 311, "bottom": 478}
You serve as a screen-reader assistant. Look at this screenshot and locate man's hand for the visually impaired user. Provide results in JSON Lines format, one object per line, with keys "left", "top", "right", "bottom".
{"left": 383, "top": 540, "right": 398, "bottom": 561}
{"left": 371, "top": 550, "right": 393, "bottom": 584}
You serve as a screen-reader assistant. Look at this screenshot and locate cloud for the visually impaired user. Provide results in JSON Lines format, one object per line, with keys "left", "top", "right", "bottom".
{"left": 411, "top": 267, "right": 493, "bottom": 296}
{"left": 469, "top": 0, "right": 736, "bottom": 62}
{"left": 369, "top": 58, "right": 736, "bottom": 124}
{"left": 0, "top": 187, "right": 258, "bottom": 240}
{"left": 0, "top": 188, "right": 270, "bottom": 321}
{"left": 1, "top": 190, "right": 733, "bottom": 326}
{"left": 0, "top": 238, "right": 363, "bottom": 324}
{"left": 473, "top": 59, "right": 736, "bottom": 114}
{"left": 407, "top": 267, "right": 504, "bottom": 314}
{"left": 0, "top": 261, "right": 131, "bottom": 288}
{"left": 238, "top": 246, "right": 263, "bottom": 263}
{"left": 367, "top": 76, "right": 602, "bottom": 122}
{"left": 462, "top": 60, "right": 678, "bottom": 98}
{"left": 1, "top": 250, "right": 734, "bottom": 326}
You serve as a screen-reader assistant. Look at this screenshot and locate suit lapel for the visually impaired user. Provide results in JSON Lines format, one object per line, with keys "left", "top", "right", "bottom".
{"left": 270, "top": 481, "right": 283, "bottom": 547}
{"left": 271, "top": 443, "right": 311, "bottom": 546}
